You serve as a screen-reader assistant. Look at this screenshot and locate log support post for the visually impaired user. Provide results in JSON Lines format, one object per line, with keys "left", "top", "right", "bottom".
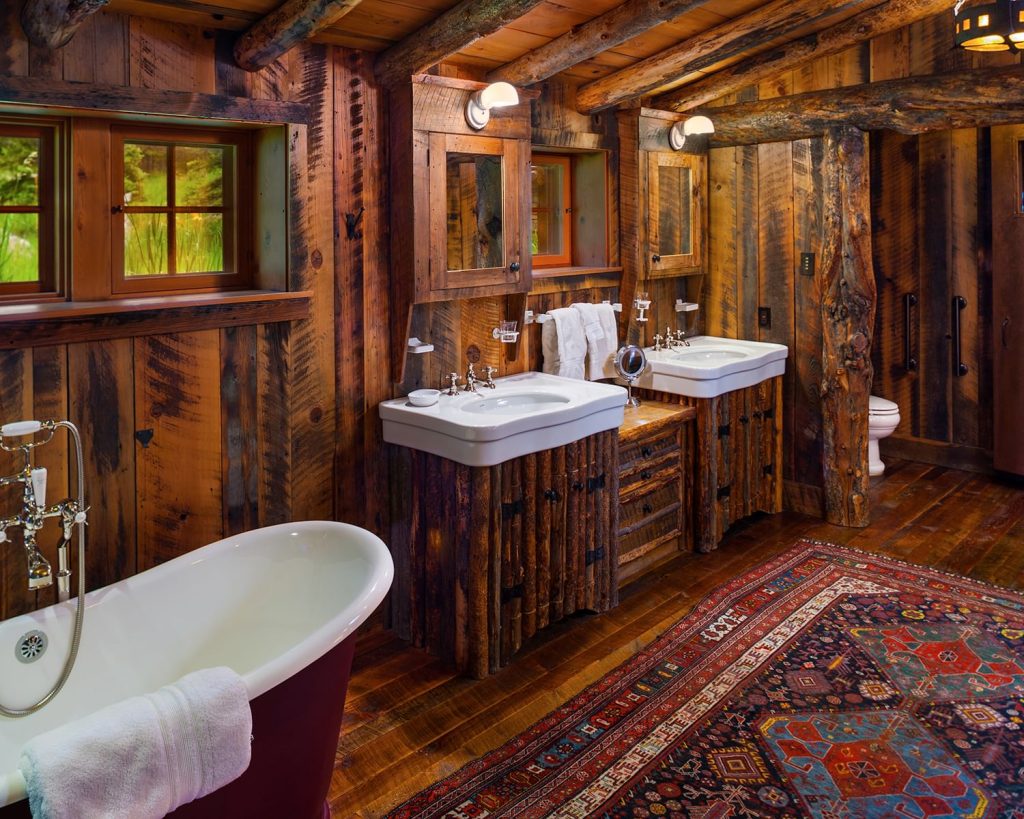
{"left": 820, "top": 126, "right": 875, "bottom": 527}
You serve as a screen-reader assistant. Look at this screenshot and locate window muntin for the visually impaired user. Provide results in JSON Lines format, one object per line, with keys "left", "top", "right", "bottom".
{"left": 112, "top": 126, "right": 249, "bottom": 294}
{"left": 0, "top": 122, "right": 57, "bottom": 299}
{"left": 531, "top": 153, "right": 571, "bottom": 268}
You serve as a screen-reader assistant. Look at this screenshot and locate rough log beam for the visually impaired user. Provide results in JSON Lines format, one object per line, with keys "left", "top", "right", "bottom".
{"left": 653, "top": 0, "right": 952, "bottom": 112}
{"left": 374, "top": 0, "right": 547, "bottom": 88}
{"left": 575, "top": 0, "right": 882, "bottom": 114}
{"left": 487, "top": 0, "right": 712, "bottom": 88}
{"left": 820, "top": 127, "right": 875, "bottom": 528}
{"left": 702, "top": 65, "right": 1024, "bottom": 145}
{"left": 20, "top": 0, "right": 111, "bottom": 49}
{"left": 234, "top": 0, "right": 364, "bottom": 72}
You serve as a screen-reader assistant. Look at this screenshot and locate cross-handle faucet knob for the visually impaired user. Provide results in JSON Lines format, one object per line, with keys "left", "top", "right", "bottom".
{"left": 653, "top": 334, "right": 664, "bottom": 352}
{"left": 445, "top": 372, "right": 461, "bottom": 396}
{"left": 481, "top": 365, "right": 497, "bottom": 388}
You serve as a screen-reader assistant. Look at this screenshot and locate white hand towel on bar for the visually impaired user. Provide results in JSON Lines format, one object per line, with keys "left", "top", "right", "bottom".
{"left": 572, "top": 302, "right": 620, "bottom": 380}
{"left": 19, "top": 666, "right": 252, "bottom": 819}
{"left": 541, "top": 307, "right": 587, "bottom": 380}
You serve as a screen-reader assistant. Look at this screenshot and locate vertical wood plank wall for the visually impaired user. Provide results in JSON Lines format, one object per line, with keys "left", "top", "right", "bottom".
{"left": 0, "top": 11, "right": 346, "bottom": 619}
{"left": 706, "top": 13, "right": 1008, "bottom": 513}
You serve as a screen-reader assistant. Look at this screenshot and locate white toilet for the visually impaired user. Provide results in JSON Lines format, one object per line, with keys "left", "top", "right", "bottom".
{"left": 868, "top": 395, "right": 900, "bottom": 477}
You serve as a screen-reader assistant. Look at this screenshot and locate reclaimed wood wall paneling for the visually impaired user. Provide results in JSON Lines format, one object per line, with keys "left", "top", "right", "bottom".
{"left": 0, "top": 9, "right": 342, "bottom": 617}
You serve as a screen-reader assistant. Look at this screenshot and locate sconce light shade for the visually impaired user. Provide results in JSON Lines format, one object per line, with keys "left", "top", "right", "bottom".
{"left": 954, "top": 0, "right": 1023, "bottom": 51}
{"left": 668, "top": 115, "right": 715, "bottom": 151}
{"left": 465, "top": 81, "right": 520, "bottom": 130}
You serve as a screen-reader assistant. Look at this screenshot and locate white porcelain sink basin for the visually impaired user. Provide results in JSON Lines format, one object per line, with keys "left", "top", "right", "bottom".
{"left": 379, "top": 372, "right": 626, "bottom": 467}
{"left": 638, "top": 336, "right": 788, "bottom": 398}
{"left": 461, "top": 391, "right": 572, "bottom": 415}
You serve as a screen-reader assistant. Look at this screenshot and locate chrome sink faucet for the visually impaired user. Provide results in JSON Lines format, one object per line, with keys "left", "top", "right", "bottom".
{"left": 464, "top": 363, "right": 497, "bottom": 393}
{"left": 664, "top": 327, "right": 690, "bottom": 350}
{"left": 0, "top": 421, "right": 87, "bottom": 600}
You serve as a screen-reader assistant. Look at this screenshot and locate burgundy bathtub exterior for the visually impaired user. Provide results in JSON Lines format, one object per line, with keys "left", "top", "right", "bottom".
{"left": 2, "top": 635, "right": 357, "bottom": 819}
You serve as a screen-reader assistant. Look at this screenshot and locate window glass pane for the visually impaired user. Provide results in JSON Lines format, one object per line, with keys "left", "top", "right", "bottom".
{"left": 657, "top": 165, "right": 692, "bottom": 257}
{"left": 124, "top": 143, "right": 168, "bottom": 207}
{"left": 0, "top": 136, "right": 40, "bottom": 206}
{"left": 531, "top": 160, "right": 565, "bottom": 257}
{"left": 124, "top": 213, "right": 169, "bottom": 276}
{"left": 446, "top": 152, "right": 503, "bottom": 271}
{"left": 0, "top": 213, "right": 38, "bottom": 282}
{"left": 175, "top": 145, "right": 227, "bottom": 207}
{"left": 176, "top": 213, "right": 224, "bottom": 273}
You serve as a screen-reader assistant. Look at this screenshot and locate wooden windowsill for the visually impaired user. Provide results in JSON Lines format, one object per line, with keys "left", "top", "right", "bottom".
{"left": 530, "top": 266, "right": 622, "bottom": 294}
{"left": 0, "top": 290, "right": 312, "bottom": 349}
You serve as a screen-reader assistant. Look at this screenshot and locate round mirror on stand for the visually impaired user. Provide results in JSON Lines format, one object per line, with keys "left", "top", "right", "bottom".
{"left": 614, "top": 344, "right": 648, "bottom": 408}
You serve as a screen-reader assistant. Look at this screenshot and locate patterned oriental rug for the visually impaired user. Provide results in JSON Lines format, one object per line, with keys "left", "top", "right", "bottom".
{"left": 387, "top": 541, "right": 1024, "bottom": 818}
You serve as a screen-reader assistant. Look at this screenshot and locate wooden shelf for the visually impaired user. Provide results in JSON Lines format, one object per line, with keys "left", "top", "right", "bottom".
{"left": 0, "top": 290, "right": 312, "bottom": 349}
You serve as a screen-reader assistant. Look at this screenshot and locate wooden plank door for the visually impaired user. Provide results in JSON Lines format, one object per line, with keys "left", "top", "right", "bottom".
{"left": 992, "top": 125, "right": 1024, "bottom": 475}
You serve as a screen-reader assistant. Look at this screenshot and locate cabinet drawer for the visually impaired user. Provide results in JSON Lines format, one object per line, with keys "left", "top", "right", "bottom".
{"left": 620, "top": 453, "right": 680, "bottom": 500}
{"left": 619, "top": 481, "right": 680, "bottom": 532}
{"left": 619, "top": 429, "right": 680, "bottom": 473}
{"left": 619, "top": 482, "right": 682, "bottom": 564}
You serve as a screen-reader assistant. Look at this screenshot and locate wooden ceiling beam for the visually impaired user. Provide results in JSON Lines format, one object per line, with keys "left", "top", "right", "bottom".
{"left": 653, "top": 0, "right": 953, "bottom": 112}
{"left": 700, "top": 64, "right": 1024, "bottom": 146}
{"left": 575, "top": 0, "right": 882, "bottom": 114}
{"left": 20, "top": 0, "right": 111, "bottom": 49}
{"left": 373, "top": 0, "right": 547, "bottom": 88}
{"left": 487, "top": 0, "right": 712, "bottom": 88}
{"left": 234, "top": 0, "right": 364, "bottom": 72}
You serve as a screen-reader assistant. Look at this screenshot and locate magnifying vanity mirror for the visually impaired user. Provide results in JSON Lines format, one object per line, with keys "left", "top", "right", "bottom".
{"left": 614, "top": 344, "right": 648, "bottom": 408}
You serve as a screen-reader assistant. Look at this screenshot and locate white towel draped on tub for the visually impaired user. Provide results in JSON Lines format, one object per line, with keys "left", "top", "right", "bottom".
{"left": 541, "top": 307, "right": 587, "bottom": 380}
{"left": 19, "top": 666, "right": 252, "bottom": 819}
{"left": 572, "top": 302, "right": 620, "bottom": 380}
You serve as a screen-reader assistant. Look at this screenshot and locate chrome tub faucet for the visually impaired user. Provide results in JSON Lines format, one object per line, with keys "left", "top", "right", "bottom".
{"left": 0, "top": 420, "right": 87, "bottom": 600}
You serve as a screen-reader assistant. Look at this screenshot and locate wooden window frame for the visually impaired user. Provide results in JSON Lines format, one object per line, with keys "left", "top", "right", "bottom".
{"left": 110, "top": 124, "right": 254, "bottom": 296}
{"left": 0, "top": 118, "right": 64, "bottom": 302}
{"left": 531, "top": 152, "right": 573, "bottom": 269}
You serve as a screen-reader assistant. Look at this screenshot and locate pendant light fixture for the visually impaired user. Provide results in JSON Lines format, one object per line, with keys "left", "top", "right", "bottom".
{"left": 954, "top": 0, "right": 1024, "bottom": 51}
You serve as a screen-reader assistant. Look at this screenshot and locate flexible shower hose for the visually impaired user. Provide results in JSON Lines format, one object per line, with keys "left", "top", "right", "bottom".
{"left": 0, "top": 420, "right": 87, "bottom": 718}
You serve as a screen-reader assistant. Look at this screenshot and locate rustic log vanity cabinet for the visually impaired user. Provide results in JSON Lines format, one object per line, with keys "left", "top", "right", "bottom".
{"left": 389, "top": 431, "right": 618, "bottom": 678}
{"left": 643, "top": 376, "right": 784, "bottom": 552}
{"left": 388, "top": 378, "right": 781, "bottom": 676}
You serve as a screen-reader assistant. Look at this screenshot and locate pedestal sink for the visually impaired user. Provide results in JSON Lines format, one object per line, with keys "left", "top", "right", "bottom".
{"left": 638, "top": 336, "right": 788, "bottom": 398}
{"left": 379, "top": 372, "right": 626, "bottom": 467}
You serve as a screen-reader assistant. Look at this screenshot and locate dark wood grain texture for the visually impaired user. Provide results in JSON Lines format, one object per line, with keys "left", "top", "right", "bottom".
{"left": 820, "top": 128, "right": 875, "bottom": 527}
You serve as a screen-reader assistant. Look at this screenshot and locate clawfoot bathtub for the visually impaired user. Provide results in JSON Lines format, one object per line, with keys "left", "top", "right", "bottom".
{"left": 0, "top": 521, "right": 393, "bottom": 818}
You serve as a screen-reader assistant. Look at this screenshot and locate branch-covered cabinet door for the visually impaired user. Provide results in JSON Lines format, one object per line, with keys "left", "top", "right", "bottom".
{"left": 428, "top": 132, "right": 526, "bottom": 293}
{"left": 647, "top": 151, "right": 704, "bottom": 278}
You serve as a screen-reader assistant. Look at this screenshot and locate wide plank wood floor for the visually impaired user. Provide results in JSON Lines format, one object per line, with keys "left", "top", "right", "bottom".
{"left": 329, "top": 460, "right": 1024, "bottom": 817}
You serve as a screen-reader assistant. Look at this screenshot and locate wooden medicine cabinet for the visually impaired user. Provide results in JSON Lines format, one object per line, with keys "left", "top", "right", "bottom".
{"left": 617, "top": 108, "right": 708, "bottom": 337}
{"left": 389, "top": 75, "right": 533, "bottom": 381}
{"left": 648, "top": 150, "right": 703, "bottom": 277}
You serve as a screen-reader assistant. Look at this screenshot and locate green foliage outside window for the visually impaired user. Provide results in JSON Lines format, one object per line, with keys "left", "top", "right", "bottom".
{"left": 0, "top": 136, "right": 41, "bottom": 284}
{"left": 122, "top": 141, "right": 228, "bottom": 276}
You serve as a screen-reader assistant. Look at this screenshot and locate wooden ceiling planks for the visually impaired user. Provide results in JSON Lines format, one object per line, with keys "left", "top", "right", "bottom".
{"left": 102, "top": 0, "right": 947, "bottom": 107}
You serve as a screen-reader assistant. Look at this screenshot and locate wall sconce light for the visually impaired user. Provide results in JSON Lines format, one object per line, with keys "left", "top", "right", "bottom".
{"left": 465, "top": 82, "right": 520, "bottom": 130}
{"left": 954, "top": 0, "right": 1024, "bottom": 51}
{"left": 668, "top": 115, "right": 715, "bottom": 151}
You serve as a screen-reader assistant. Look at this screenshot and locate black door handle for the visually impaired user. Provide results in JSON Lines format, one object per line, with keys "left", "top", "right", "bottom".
{"left": 952, "top": 295, "right": 968, "bottom": 377}
{"left": 903, "top": 292, "right": 918, "bottom": 372}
